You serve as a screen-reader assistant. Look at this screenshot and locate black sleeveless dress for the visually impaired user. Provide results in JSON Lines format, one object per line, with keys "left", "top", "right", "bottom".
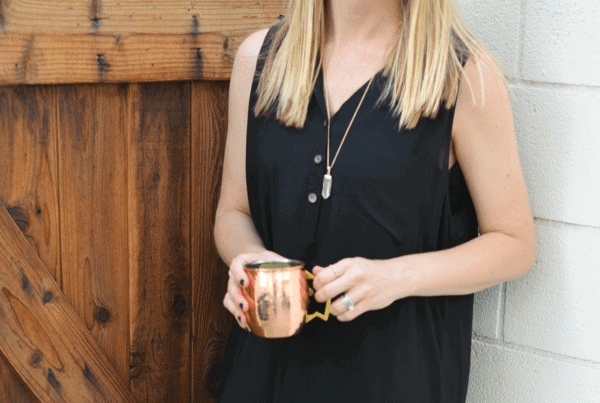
{"left": 218, "top": 26, "right": 478, "bottom": 403}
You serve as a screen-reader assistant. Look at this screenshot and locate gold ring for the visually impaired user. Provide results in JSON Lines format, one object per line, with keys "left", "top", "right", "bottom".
{"left": 331, "top": 266, "right": 339, "bottom": 279}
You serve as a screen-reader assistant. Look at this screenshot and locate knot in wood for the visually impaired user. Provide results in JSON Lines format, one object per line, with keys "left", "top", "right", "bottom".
{"left": 7, "top": 206, "right": 29, "bottom": 232}
{"left": 97, "top": 307, "right": 111, "bottom": 323}
{"left": 173, "top": 294, "right": 186, "bottom": 316}
{"left": 29, "top": 350, "right": 42, "bottom": 368}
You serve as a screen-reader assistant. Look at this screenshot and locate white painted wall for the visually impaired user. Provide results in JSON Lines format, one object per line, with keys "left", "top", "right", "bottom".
{"left": 456, "top": 0, "right": 600, "bottom": 401}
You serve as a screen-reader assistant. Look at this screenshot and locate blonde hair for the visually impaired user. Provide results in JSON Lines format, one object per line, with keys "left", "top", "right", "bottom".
{"left": 254, "top": 0, "right": 496, "bottom": 130}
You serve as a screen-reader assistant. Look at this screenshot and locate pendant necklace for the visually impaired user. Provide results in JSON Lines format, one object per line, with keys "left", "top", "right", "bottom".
{"left": 321, "top": 72, "right": 375, "bottom": 199}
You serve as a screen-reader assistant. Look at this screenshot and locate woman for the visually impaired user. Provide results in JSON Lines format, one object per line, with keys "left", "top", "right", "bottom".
{"left": 215, "top": 0, "right": 536, "bottom": 401}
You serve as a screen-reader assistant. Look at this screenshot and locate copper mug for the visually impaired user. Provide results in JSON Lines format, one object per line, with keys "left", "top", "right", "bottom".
{"left": 242, "top": 259, "right": 331, "bottom": 338}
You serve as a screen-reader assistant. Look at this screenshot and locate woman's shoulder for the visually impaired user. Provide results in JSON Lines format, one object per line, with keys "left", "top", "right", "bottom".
{"left": 229, "top": 28, "right": 271, "bottom": 108}
{"left": 236, "top": 28, "right": 271, "bottom": 63}
{"left": 231, "top": 28, "right": 270, "bottom": 83}
{"left": 451, "top": 49, "right": 514, "bottom": 164}
{"left": 456, "top": 51, "right": 506, "bottom": 112}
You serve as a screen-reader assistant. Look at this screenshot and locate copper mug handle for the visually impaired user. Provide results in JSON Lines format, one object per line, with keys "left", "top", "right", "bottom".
{"left": 303, "top": 270, "right": 331, "bottom": 323}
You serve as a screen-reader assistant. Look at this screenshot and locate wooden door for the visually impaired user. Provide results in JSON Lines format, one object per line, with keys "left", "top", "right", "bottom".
{"left": 0, "top": 1, "right": 285, "bottom": 402}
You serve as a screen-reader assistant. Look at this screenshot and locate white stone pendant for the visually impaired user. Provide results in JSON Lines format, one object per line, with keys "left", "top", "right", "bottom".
{"left": 322, "top": 173, "right": 332, "bottom": 199}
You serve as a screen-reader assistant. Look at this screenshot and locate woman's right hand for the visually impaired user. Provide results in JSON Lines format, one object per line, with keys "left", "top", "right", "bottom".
{"left": 223, "top": 250, "right": 285, "bottom": 331}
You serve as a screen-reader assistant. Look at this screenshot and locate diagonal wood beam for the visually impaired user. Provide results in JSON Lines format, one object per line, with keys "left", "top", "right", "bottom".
{"left": 0, "top": 202, "right": 137, "bottom": 403}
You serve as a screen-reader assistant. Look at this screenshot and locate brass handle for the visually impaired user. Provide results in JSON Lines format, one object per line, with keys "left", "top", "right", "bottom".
{"left": 304, "top": 270, "right": 331, "bottom": 323}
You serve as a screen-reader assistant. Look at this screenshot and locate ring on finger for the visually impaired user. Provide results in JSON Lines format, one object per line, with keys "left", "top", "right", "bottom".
{"left": 331, "top": 266, "right": 340, "bottom": 279}
{"left": 341, "top": 293, "right": 355, "bottom": 311}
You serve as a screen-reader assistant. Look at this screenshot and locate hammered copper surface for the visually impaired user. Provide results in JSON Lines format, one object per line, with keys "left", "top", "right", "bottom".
{"left": 243, "top": 260, "right": 309, "bottom": 338}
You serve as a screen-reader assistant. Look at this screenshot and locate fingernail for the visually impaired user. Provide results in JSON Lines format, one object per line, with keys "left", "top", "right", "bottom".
{"left": 239, "top": 303, "right": 244, "bottom": 310}
{"left": 238, "top": 316, "right": 241, "bottom": 321}
{"left": 240, "top": 279, "right": 245, "bottom": 286}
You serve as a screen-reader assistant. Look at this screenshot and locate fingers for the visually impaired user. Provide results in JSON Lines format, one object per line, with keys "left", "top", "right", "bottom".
{"left": 223, "top": 292, "right": 250, "bottom": 331}
{"left": 336, "top": 297, "right": 368, "bottom": 322}
{"left": 230, "top": 255, "right": 251, "bottom": 288}
{"left": 312, "top": 265, "right": 325, "bottom": 276}
{"left": 328, "top": 285, "right": 368, "bottom": 316}
{"left": 313, "top": 259, "right": 353, "bottom": 291}
{"left": 227, "top": 275, "right": 249, "bottom": 311}
{"left": 224, "top": 269, "right": 252, "bottom": 331}
{"left": 224, "top": 251, "right": 287, "bottom": 331}
{"left": 314, "top": 260, "right": 359, "bottom": 303}
{"left": 312, "top": 267, "right": 338, "bottom": 290}
{"left": 230, "top": 251, "right": 286, "bottom": 289}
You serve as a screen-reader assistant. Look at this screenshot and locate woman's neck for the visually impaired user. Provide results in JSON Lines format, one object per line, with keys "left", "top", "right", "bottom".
{"left": 325, "top": 0, "right": 402, "bottom": 47}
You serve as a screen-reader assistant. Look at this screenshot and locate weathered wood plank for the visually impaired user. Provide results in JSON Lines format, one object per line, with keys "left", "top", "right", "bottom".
{"left": 0, "top": 201, "right": 137, "bottom": 403}
{"left": 56, "top": 83, "right": 130, "bottom": 386}
{"left": 0, "top": 0, "right": 285, "bottom": 34}
{"left": 190, "top": 81, "right": 232, "bottom": 402}
{"left": 127, "top": 82, "right": 192, "bottom": 402}
{"left": 0, "top": 85, "right": 59, "bottom": 403}
{"left": 0, "top": 86, "right": 61, "bottom": 282}
{"left": 0, "top": 30, "right": 260, "bottom": 85}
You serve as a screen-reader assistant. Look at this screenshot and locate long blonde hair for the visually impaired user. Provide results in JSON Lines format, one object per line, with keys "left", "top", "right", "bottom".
{"left": 254, "top": 0, "right": 494, "bottom": 130}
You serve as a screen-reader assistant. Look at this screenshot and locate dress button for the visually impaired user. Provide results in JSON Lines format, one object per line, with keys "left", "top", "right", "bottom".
{"left": 308, "top": 193, "right": 318, "bottom": 204}
{"left": 323, "top": 119, "right": 327, "bottom": 127}
{"left": 314, "top": 154, "right": 323, "bottom": 164}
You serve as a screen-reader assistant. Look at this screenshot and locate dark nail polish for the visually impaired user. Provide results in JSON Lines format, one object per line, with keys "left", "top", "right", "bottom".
{"left": 239, "top": 303, "right": 244, "bottom": 310}
{"left": 238, "top": 316, "right": 241, "bottom": 321}
{"left": 240, "top": 279, "right": 245, "bottom": 286}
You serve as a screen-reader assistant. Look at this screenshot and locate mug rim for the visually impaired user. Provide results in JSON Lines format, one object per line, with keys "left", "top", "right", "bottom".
{"left": 243, "top": 259, "right": 304, "bottom": 270}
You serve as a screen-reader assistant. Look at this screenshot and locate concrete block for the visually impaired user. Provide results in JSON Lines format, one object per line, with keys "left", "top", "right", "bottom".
{"left": 520, "top": 1, "right": 600, "bottom": 86}
{"left": 473, "top": 284, "right": 503, "bottom": 339}
{"left": 504, "top": 220, "right": 600, "bottom": 362}
{"left": 511, "top": 86, "right": 600, "bottom": 227}
{"left": 456, "top": 0, "right": 521, "bottom": 74}
{"left": 468, "top": 340, "right": 600, "bottom": 403}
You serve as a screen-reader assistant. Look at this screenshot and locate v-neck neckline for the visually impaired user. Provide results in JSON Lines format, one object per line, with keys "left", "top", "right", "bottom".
{"left": 314, "top": 68, "right": 382, "bottom": 124}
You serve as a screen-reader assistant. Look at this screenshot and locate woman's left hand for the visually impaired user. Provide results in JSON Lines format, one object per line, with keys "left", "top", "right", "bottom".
{"left": 312, "top": 257, "right": 412, "bottom": 322}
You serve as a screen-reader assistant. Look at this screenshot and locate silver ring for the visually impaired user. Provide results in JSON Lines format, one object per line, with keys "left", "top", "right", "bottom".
{"left": 341, "top": 293, "right": 355, "bottom": 311}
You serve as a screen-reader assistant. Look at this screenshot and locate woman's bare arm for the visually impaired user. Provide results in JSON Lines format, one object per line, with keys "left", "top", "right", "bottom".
{"left": 403, "top": 54, "right": 536, "bottom": 296}
{"left": 214, "top": 28, "right": 286, "bottom": 328}
{"left": 214, "top": 28, "right": 270, "bottom": 267}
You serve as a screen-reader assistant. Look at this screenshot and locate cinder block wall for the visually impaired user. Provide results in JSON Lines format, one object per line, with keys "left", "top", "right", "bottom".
{"left": 456, "top": 0, "right": 600, "bottom": 401}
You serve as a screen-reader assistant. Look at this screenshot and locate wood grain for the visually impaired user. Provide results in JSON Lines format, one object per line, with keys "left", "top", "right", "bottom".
{"left": 0, "top": 0, "right": 285, "bottom": 34}
{"left": 127, "top": 82, "right": 192, "bottom": 402}
{"left": 0, "top": 0, "right": 286, "bottom": 86}
{"left": 0, "top": 30, "right": 258, "bottom": 85}
{"left": 0, "top": 201, "right": 137, "bottom": 403}
{"left": 0, "top": 86, "right": 61, "bottom": 282}
{"left": 190, "top": 81, "right": 232, "bottom": 402}
{"left": 0, "top": 85, "right": 60, "bottom": 403}
{"left": 56, "top": 83, "right": 131, "bottom": 386}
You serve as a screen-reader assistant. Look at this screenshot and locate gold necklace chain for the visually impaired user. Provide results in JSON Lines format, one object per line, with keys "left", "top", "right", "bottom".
{"left": 321, "top": 73, "right": 375, "bottom": 199}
